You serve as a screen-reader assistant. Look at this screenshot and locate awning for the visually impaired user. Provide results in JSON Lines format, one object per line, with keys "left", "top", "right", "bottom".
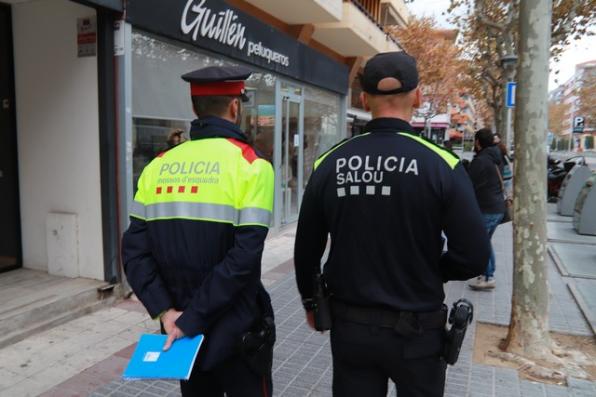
{"left": 448, "top": 130, "right": 464, "bottom": 139}
{"left": 76, "top": 0, "right": 123, "bottom": 11}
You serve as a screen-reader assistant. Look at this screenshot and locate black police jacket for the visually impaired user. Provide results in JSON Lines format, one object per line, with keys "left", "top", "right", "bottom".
{"left": 294, "top": 118, "right": 490, "bottom": 313}
{"left": 468, "top": 146, "right": 506, "bottom": 214}
{"left": 122, "top": 117, "right": 274, "bottom": 370}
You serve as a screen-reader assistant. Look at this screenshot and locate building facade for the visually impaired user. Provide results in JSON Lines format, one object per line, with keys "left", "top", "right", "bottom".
{"left": 549, "top": 60, "right": 596, "bottom": 151}
{"left": 0, "top": 0, "right": 409, "bottom": 285}
{"left": 449, "top": 93, "right": 482, "bottom": 143}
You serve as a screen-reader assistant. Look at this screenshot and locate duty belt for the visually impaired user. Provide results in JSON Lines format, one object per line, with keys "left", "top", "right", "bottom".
{"left": 331, "top": 300, "right": 447, "bottom": 337}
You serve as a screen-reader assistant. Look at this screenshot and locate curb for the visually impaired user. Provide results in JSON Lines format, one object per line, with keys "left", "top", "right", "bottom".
{"left": 566, "top": 281, "right": 596, "bottom": 337}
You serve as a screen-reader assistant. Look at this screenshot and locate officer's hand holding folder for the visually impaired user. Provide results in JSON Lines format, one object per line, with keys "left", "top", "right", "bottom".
{"left": 122, "top": 334, "right": 204, "bottom": 380}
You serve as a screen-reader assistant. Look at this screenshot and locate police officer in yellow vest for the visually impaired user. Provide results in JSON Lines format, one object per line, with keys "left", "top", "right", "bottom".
{"left": 122, "top": 66, "right": 275, "bottom": 397}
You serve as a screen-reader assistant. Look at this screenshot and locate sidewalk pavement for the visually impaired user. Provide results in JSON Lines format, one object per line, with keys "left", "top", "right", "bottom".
{"left": 0, "top": 228, "right": 296, "bottom": 397}
{"left": 1, "top": 223, "right": 595, "bottom": 397}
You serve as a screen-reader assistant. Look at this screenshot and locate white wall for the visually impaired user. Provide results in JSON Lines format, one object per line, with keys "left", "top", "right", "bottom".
{"left": 13, "top": 0, "right": 104, "bottom": 280}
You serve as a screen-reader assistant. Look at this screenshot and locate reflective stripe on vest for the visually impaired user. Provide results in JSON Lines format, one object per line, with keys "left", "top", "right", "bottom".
{"left": 131, "top": 200, "right": 271, "bottom": 227}
{"left": 398, "top": 133, "right": 459, "bottom": 169}
{"left": 314, "top": 133, "right": 370, "bottom": 171}
{"left": 130, "top": 200, "right": 146, "bottom": 220}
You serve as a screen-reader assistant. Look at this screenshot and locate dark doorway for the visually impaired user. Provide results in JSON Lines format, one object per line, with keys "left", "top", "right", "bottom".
{"left": 0, "top": 4, "right": 22, "bottom": 273}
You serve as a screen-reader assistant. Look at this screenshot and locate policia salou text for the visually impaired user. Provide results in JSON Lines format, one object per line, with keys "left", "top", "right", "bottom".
{"left": 294, "top": 52, "right": 490, "bottom": 397}
{"left": 122, "top": 66, "right": 275, "bottom": 397}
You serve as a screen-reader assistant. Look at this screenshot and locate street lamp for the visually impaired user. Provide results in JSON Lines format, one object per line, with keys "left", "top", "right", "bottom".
{"left": 500, "top": 54, "right": 518, "bottom": 71}
{"left": 500, "top": 54, "right": 518, "bottom": 152}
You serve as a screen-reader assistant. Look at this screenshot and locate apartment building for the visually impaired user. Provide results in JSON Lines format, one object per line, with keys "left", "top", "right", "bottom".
{"left": 549, "top": 60, "right": 596, "bottom": 150}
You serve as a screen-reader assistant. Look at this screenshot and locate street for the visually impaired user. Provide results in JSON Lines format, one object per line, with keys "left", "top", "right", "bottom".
{"left": 550, "top": 151, "right": 596, "bottom": 170}
{"left": 0, "top": 220, "right": 593, "bottom": 397}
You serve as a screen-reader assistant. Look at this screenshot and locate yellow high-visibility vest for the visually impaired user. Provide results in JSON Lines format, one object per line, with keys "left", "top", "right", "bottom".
{"left": 130, "top": 138, "right": 274, "bottom": 228}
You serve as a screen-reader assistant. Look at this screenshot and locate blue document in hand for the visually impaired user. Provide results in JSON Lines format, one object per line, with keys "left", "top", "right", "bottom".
{"left": 123, "top": 334, "right": 204, "bottom": 380}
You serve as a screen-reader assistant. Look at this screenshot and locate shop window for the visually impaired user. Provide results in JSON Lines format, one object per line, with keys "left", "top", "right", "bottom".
{"left": 241, "top": 73, "right": 277, "bottom": 162}
{"left": 131, "top": 31, "right": 276, "bottom": 191}
{"left": 350, "top": 78, "right": 364, "bottom": 110}
{"left": 132, "top": 118, "right": 190, "bottom": 191}
{"left": 303, "top": 85, "right": 342, "bottom": 185}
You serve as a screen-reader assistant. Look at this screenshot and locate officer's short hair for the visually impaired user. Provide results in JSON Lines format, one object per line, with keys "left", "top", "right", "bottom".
{"left": 475, "top": 128, "right": 494, "bottom": 149}
{"left": 191, "top": 95, "right": 237, "bottom": 117}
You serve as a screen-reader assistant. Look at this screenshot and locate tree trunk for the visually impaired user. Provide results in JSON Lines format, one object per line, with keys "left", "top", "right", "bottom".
{"left": 502, "top": 0, "right": 554, "bottom": 359}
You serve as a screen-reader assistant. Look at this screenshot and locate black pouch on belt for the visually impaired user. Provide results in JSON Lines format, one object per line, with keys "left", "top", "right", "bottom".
{"left": 313, "top": 273, "right": 332, "bottom": 331}
{"left": 443, "top": 299, "right": 474, "bottom": 365}
{"left": 240, "top": 316, "right": 275, "bottom": 376}
{"left": 240, "top": 286, "right": 276, "bottom": 376}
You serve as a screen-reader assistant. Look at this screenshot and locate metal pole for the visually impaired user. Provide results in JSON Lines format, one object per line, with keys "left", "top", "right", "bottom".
{"left": 506, "top": 105, "right": 512, "bottom": 151}
{"left": 115, "top": 21, "right": 133, "bottom": 291}
{"left": 118, "top": 22, "right": 133, "bottom": 232}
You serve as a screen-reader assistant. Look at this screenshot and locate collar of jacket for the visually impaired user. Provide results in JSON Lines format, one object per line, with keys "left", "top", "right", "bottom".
{"left": 475, "top": 145, "right": 500, "bottom": 161}
{"left": 364, "top": 117, "right": 417, "bottom": 134}
{"left": 189, "top": 116, "right": 248, "bottom": 143}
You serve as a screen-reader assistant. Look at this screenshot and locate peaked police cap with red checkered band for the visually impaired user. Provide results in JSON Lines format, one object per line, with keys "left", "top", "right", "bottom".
{"left": 181, "top": 65, "right": 252, "bottom": 102}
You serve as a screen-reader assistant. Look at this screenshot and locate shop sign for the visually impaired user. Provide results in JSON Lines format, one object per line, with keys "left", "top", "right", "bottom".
{"left": 505, "top": 81, "right": 516, "bottom": 108}
{"left": 77, "top": 16, "right": 97, "bottom": 57}
{"left": 126, "top": 0, "right": 348, "bottom": 94}
{"left": 180, "top": 0, "right": 290, "bottom": 68}
{"left": 573, "top": 116, "right": 585, "bottom": 134}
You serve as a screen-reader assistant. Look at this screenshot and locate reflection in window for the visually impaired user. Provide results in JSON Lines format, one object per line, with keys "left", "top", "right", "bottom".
{"left": 303, "top": 85, "right": 342, "bottom": 185}
{"left": 240, "top": 73, "right": 277, "bottom": 162}
{"left": 131, "top": 31, "right": 276, "bottom": 189}
{"left": 132, "top": 118, "right": 190, "bottom": 192}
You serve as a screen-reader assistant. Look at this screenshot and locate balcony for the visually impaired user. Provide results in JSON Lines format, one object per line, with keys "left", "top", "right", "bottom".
{"left": 380, "top": 0, "right": 410, "bottom": 27}
{"left": 347, "top": 0, "right": 410, "bottom": 27}
{"left": 243, "top": 0, "right": 343, "bottom": 24}
{"left": 313, "top": 0, "right": 401, "bottom": 56}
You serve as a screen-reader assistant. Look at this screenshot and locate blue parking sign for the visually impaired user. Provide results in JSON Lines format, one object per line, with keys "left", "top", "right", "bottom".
{"left": 506, "top": 82, "right": 516, "bottom": 108}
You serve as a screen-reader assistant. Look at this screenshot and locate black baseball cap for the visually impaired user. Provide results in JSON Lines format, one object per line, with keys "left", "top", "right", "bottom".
{"left": 360, "top": 52, "right": 419, "bottom": 95}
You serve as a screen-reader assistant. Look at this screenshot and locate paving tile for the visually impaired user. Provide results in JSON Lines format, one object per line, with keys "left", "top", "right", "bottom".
{"left": 28, "top": 362, "right": 80, "bottom": 391}
{"left": 114, "top": 343, "right": 137, "bottom": 359}
{"left": 0, "top": 377, "right": 47, "bottom": 397}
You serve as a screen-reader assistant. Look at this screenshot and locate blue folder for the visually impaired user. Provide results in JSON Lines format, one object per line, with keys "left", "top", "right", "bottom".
{"left": 123, "top": 333, "right": 204, "bottom": 380}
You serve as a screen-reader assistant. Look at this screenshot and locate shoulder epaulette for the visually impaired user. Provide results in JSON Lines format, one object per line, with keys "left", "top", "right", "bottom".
{"left": 314, "top": 134, "right": 370, "bottom": 170}
{"left": 397, "top": 132, "right": 460, "bottom": 169}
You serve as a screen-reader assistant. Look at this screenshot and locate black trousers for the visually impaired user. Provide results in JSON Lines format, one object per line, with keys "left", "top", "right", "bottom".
{"left": 180, "top": 354, "right": 272, "bottom": 397}
{"left": 330, "top": 318, "right": 447, "bottom": 397}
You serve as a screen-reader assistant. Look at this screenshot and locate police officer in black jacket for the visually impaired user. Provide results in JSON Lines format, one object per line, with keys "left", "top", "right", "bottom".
{"left": 294, "top": 52, "right": 490, "bottom": 397}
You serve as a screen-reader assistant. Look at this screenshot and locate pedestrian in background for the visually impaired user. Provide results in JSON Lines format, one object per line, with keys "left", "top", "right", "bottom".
{"left": 166, "top": 128, "right": 186, "bottom": 148}
{"left": 468, "top": 128, "right": 506, "bottom": 290}
{"left": 294, "top": 51, "right": 490, "bottom": 397}
{"left": 494, "top": 133, "right": 513, "bottom": 200}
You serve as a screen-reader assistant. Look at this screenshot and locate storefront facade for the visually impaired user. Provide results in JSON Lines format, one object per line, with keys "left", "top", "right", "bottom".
{"left": 2, "top": 0, "right": 409, "bottom": 284}
{"left": 0, "top": 0, "right": 122, "bottom": 281}
{"left": 125, "top": 0, "right": 349, "bottom": 228}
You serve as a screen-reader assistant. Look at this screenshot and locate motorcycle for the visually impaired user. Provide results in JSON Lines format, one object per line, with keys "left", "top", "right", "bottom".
{"left": 547, "top": 155, "right": 586, "bottom": 202}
